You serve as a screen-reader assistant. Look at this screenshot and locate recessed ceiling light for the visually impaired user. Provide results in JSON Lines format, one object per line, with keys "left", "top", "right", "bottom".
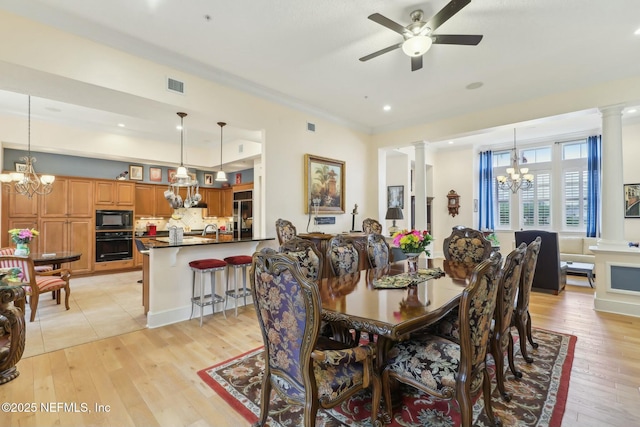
{"left": 627, "top": 108, "right": 637, "bottom": 114}
{"left": 448, "top": 141, "right": 454, "bottom": 144}
{"left": 466, "top": 81, "right": 483, "bottom": 90}
{"left": 117, "top": 123, "right": 125, "bottom": 127}
{"left": 383, "top": 105, "right": 391, "bottom": 111}
{"left": 635, "top": 27, "right": 640, "bottom": 35}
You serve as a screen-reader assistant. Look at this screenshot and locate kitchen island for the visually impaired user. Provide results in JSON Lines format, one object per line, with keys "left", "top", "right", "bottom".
{"left": 143, "top": 236, "right": 274, "bottom": 328}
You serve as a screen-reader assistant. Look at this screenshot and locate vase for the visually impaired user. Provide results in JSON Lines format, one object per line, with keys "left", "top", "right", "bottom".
{"left": 404, "top": 253, "right": 421, "bottom": 275}
{"left": 15, "top": 243, "right": 30, "bottom": 256}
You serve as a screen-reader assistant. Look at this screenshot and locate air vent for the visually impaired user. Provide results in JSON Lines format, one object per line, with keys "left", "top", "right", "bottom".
{"left": 307, "top": 122, "right": 316, "bottom": 132}
{"left": 167, "top": 77, "right": 185, "bottom": 94}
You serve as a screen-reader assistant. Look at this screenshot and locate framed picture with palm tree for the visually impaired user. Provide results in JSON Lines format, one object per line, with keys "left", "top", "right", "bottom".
{"left": 304, "top": 154, "right": 345, "bottom": 214}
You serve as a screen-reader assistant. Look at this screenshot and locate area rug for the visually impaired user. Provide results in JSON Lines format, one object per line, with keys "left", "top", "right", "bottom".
{"left": 198, "top": 328, "right": 576, "bottom": 426}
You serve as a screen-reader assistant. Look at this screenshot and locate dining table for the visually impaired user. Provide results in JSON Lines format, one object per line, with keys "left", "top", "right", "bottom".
{"left": 319, "top": 258, "right": 475, "bottom": 368}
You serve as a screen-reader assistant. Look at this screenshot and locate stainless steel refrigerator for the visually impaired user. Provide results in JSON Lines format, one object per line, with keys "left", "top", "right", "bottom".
{"left": 233, "top": 191, "right": 253, "bottom": 239}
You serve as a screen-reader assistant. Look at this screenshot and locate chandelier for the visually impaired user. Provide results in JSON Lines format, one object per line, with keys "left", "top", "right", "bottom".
{"left": 215, "top": 121, "right": 227, "bottom": 182}
{"left": 496, "top": 129, "right": 533, "bottom": 193}
{"left": 0, "top": 96, "right": 55, "bottom": 198}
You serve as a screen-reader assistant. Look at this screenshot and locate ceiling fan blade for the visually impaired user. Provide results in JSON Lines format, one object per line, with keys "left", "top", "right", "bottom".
{"left": 359, "top": 43, "right": 402, "bottom": 62}
{"left": 426, "top": 0, "right": 472, "bottom": 33}
{"left": 411, "top": 55, "right": 423, "bottom": 72}
{"left": 431, "top": 34, "right": 483, "bottom": 45}
{"left": 368, "top": 13, "right": 410, "bottom": 36}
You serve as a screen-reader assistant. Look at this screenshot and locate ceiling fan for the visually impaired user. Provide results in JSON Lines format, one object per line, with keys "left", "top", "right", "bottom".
{"left": 359, "top": 0, "right": 483, "bottom": 71}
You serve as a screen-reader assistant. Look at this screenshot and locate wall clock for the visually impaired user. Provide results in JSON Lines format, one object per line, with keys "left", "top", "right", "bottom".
{"left": 447, "top": 190, "right": 460, "bottom": 217}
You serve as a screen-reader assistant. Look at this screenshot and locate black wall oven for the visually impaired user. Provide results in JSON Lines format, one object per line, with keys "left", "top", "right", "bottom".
{"left": 96, "top": 210, "right": 133, "bottom": 230}
{"left": 95, "top": 231, "right": 133, "bottom": 263}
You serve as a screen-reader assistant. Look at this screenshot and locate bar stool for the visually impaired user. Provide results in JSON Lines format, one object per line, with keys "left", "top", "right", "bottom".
{"left": 224, "top": 255, "right": 253, "bottom": 316}
{"left": 189, "top": 258, "right": 227, "bottom": 326}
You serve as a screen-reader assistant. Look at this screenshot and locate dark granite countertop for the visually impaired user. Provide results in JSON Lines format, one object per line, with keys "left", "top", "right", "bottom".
{"left": 146, "top": 236, "right": 273, "bottom": 248}
{"left": 135, "top": 230, "right": 235, "bottom": 238}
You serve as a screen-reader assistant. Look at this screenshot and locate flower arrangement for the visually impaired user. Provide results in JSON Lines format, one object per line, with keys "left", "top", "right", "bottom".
{"left": 8, "top": 228, "right": 39, "bottom": 245}
{"left": 392, "top": 229, "right": 433, "bottom": 257}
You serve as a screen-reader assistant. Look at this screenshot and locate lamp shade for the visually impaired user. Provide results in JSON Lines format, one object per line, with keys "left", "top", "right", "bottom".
{"left": 385, "top": 207, "right": 404, "bottom": 220}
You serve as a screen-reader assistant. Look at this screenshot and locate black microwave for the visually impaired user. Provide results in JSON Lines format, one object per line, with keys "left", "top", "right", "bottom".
{"left": 96, "top": 210, "right": 133, "bottom": 230}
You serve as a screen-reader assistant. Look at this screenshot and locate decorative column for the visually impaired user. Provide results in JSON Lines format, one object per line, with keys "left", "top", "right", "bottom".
{"left": 598, "top": 104, "right": 626, "bottom": 247}
{"left": 413, "top": 141, "right": 428, "bottom": 230}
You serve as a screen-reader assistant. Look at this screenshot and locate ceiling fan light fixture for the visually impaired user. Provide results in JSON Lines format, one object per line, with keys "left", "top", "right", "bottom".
{"left": 402, "top": 35, "right": 432, "bottom": 57}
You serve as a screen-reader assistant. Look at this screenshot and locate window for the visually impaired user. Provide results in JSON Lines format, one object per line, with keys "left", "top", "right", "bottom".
{"left": 562, "top": 141, "right": 588, "bottom": 229}
{"left": 491, "top": 139, "right": 589, "bottom": 231}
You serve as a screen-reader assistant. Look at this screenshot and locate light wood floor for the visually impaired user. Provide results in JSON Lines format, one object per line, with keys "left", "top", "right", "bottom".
{"left": 1, "top": 274, "right": 639, "bottom": 427}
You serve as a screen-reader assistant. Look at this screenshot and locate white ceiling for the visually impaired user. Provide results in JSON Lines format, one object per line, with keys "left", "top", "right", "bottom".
{"left": 1, "top": 0, "right": 640, "bottom": 156}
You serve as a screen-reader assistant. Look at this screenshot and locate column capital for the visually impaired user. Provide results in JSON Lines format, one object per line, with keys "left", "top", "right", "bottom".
{"left": 599, "top": 103, "right": 626, "bottom": 116}
{"left": 412, "top": 141, "right": 427, "bottom": 149}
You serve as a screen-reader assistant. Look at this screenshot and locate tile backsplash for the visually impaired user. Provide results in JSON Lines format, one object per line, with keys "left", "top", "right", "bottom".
{"left": 135, "top": 208, "right": 233, "bottom": 232}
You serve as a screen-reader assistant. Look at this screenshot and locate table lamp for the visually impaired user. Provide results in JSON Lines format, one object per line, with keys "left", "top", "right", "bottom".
{"left": 385, "top": 207, "right": 404, "bottom": 236}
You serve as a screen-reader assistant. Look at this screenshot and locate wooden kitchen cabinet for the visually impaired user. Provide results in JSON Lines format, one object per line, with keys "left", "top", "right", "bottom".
{"left": 5, "top": 190, "right": 38, "bottom": 217}
{"left": 95, "top": 181, "right": 135, "bottom": 207}
{"left": 6, "top": 218, "right": 41, "bottom": 252}
{"left": 39, "top": 217, "right": 94, "bottom": 274}
{"left": 135, "top": 184, "right": 155, "bottom": 217}
{"left": 154, "top": 186, "right": 173, "bottom": 217}
{"left": 40, "top": 177, "right": 93, "bottom": 218}
{"left": 220, "top": 187, "right": 233, "bottom": 217}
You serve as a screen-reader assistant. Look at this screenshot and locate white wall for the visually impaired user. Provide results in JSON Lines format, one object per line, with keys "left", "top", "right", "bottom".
{"left": 0, "top": 11, "right": 375, "bottom": 239}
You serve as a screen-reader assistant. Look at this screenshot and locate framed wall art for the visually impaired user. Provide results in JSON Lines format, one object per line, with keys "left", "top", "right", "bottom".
{"left": 129, "top": 164, "right": 143, "bottom": 181}
{"left": 624, "top": 183, "right": 640, "bottom": 218}
{"left": 387, "top": 185, "right": 404, "bottom": 209}
{"left": 167, "top": 168, "right": 177, "bottom": 182}
{"left": 15, "top": 162, "right": 28, "bottom": 173}
{"left": 149, "top": 167, "right": 162, "bottom": 182}
{"left": 204, "top": 173, "right": 214, "bottom": 185}
{"left": 304, "top": 154, "right": 345, "bottom": 214}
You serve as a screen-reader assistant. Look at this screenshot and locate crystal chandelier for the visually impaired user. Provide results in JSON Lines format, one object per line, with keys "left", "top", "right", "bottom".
{"left": 496, "top": 129, "right": 533, "bottom": 193}
{"left": 215, "top": 121, "right": 227, "bottom": 182}
{"left": 0, "top": 96, "right": 55, "bottom": 198}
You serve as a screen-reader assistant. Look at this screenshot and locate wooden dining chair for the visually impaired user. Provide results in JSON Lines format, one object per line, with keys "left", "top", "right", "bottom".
{"left": 488, "top": 242, "right": 527, "bottom": 401}
{"left": 512, "top": 236, "right": 542, "bottom": 365}
{"left": 250, "top": 250, "right": 382, "bottom": 427}
{"left": 366, "top": 233, "right": 391, "bottom": 269}
{"left": 275, "top": 218, "right": 297, "bottom": 245}
{"left": 442, "top": 226, "right": 492, "bottom": 263}
{"left": 279, "top": 237, "right": 323, "bottom": 281}
{"left": 362, "top": 218, "right": 382, "bottom": 234}
{"left": 382, "top": 252, "right": 503, "bottom": 427}
{"left": 327, "top": 235, "right": 359, "bottom": 276}
{"left": 0, "top": 255, "right": 71, "bottom": 322}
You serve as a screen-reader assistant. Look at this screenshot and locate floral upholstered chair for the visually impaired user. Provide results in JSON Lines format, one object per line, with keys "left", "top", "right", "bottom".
{"left": 443, "top": 226, "right": 493, "bottom": 263}
{"left": 512, "top": 236, "right": 542, "bottom": 365}
{"left": 366, "top": 233, "right": 390, "bottom": 269}
{"left": 275, "top": 218, "right": 297, "bottom": 245}
{"left": 0, "top": 254, "right": 71, "bottom": 322}
{"left": 362, "top": 218, "right": 382, "bottom": 234}
{"left": 250, "top": 251, "right": 382, "bottom": 427}
{"left": 279, "top": 237, "right": 323, "bottom": 281}
{"left": 488, "top": 242, "right": 526, "bottom": 401}
{"left": 326, "top": 235, "right": 359, "bottom": 276}
{"left": 382, "top": 252, "right": 503, "bottom": 427}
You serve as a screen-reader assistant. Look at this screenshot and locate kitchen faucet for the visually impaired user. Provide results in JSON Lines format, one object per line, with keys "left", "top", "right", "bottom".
{"left": 203, "top": 224, "right": 219, "bottom": 241}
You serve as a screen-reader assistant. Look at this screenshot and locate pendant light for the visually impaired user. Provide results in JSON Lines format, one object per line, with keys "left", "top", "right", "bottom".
{"left": 215, "top": 121, "right": 227, "bottom": 182}
{"left": 0, "top": 95, "right": 55, "bottom": 198}
{"left": 175, "top": 112, "right": 190, "bottom": 181}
